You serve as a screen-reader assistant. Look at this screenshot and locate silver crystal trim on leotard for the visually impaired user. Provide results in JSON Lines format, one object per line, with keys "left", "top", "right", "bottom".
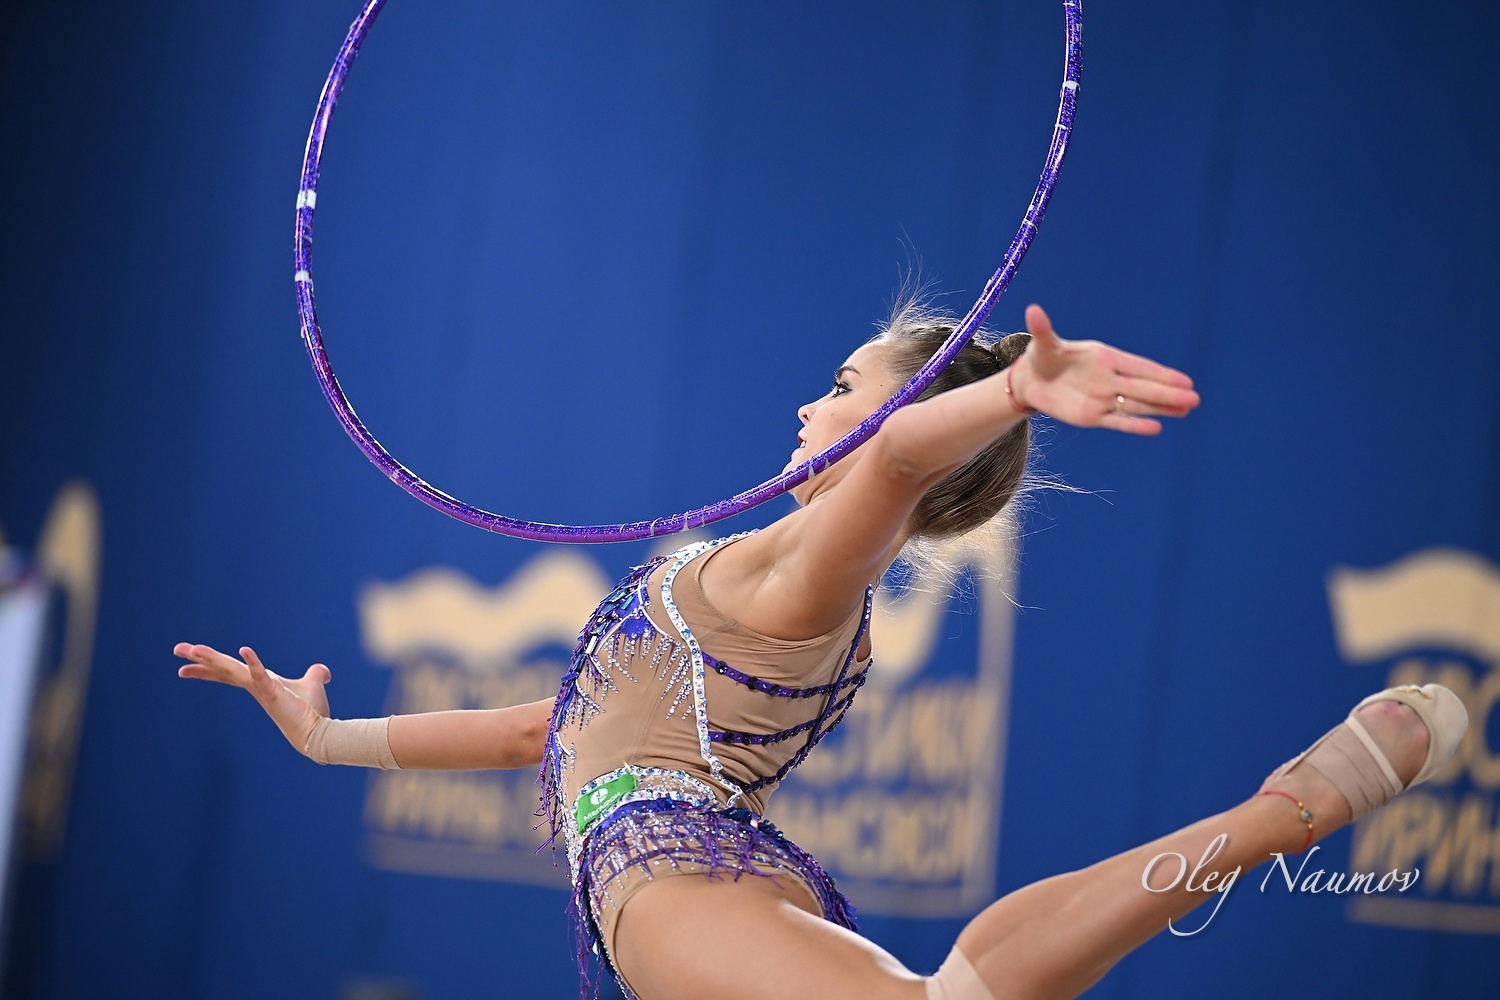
{"left": 656, "top": 533, "right": 755, "bottom": 805}
{"left": 565, "top": 764, "right": 722, "bottom": 879}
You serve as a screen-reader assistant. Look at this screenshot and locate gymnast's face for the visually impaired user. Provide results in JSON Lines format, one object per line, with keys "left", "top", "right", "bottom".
{"left": 786, "top": 342, "right": 901, "bottom": 504}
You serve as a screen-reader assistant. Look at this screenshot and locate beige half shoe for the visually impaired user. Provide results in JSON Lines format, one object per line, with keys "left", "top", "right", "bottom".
{"left": 1272, "top": 683, "right": 1469, "bottom": 823}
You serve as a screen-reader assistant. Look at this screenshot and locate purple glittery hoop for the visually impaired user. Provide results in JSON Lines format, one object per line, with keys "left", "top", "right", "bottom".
{"left": 295, "top": 1, "right": 1083, "bottom": 543}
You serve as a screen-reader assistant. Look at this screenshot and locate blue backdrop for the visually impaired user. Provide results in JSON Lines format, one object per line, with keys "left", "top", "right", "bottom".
{"left": 2, "top": 1, "right": 1497, "bottom": 998}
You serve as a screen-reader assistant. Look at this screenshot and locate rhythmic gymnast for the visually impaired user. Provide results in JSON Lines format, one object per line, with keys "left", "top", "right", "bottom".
{"left": 175, "top": 300, "right": 1467, "bottom": 1000}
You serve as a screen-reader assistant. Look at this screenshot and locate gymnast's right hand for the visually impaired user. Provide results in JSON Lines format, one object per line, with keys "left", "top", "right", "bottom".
{"left": 175, "top": 643, "right": 331, "bottom": 755}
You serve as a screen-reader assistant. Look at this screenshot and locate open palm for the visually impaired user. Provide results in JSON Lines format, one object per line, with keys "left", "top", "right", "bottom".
{"left": 175, "top": 642, "right": 332, "bottom": 754}
{"left": 1013, "top": 304, "right": 1200, "bottom": 434}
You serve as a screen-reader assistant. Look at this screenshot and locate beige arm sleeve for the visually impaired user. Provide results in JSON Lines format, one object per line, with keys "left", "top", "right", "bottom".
{"left": 926, "top": 946, "right": 995, "bottom": 1000}
{"left": 302, "top": 716, "right": 402, "bottom": 769}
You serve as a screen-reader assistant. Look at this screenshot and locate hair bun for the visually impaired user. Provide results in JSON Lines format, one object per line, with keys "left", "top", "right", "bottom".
{"left": 989, "top": 332, "right": 1031, "bottom": 369}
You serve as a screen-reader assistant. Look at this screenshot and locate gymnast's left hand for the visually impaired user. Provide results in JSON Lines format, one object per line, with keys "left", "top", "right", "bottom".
{"left": 1007, "top": 304, "right": 1200, "bottom": 435}
{"left": 174, "top": 642, "right": 331, "bottom": 753}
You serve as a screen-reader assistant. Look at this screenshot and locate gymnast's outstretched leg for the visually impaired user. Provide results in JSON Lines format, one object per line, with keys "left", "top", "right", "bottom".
{"left": 941, "top": 686, "right": 1461, "bottom": 1000}
{"left": 611, "top": 686, "right": 1463, "bottom": 1000}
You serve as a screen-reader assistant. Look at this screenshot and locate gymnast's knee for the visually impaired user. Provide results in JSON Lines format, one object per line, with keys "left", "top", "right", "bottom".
{"left": 925, "top": 946, "right": 997, "bottom": 1000}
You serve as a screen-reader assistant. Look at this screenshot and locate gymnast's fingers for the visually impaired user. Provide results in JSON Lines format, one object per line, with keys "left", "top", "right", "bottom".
{"left": 1114, "top": 399, "right": 1191, "bottom": 420}
{"left": 176, "top": 642, "right": 251, "bottom": 686}
{"left": 177, "top": 662, "right": 240, "bottom": 686}
{"left": 1024, "top": 304, "right": 1060, "bottom": 345}
{"left": 301, "top": 663, "right": 333, "bottom": 686}
{"left": 1099, "top": 410, "right": 1163, "bottom": 436}
{"left": 241, "top": 647, "right": 278, "bottom": 696}
{"left": 1110, "top": 348, "right": 1195, "bottom": 389}
{"left": 1115, "top": 374, "right": 1200, "bottom": 414}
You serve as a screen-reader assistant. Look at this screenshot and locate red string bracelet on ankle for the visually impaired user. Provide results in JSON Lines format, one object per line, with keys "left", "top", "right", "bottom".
{"left": 1258, "top": 789, "right": 1314, "bottom": 853}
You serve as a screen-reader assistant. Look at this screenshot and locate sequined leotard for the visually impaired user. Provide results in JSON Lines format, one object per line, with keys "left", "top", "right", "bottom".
{"left": 539, "top": 534, "right": 873, "bottom": 999}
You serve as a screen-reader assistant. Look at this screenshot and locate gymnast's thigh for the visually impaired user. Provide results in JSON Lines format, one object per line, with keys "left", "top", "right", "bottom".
{"left": 612, "top": 874, "right": 927, "bottom": 1000}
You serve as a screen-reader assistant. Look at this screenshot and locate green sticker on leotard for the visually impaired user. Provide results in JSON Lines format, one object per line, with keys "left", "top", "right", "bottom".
{"left": 575, "top": 772, "right": 639, "bottom": 834}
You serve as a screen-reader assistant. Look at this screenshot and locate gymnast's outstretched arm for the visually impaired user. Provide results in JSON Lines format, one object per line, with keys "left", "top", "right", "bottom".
{"left": 174, "top": 642, "right": 551, "bottom": 769}
{"left": 705, "top": 305, "right": 1200, "bottom": 641}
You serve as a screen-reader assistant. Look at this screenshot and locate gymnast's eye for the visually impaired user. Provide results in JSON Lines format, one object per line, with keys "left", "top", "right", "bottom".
{"left": 831, "top": 380, "right": 852, "bottom": 397}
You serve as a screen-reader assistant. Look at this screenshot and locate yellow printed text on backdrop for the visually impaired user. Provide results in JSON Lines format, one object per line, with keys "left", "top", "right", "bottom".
{"left": 1328, "top": 548, "right": 1500, "bottom": 935}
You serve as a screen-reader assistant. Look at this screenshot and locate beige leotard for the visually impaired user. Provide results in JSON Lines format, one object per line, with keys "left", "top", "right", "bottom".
{"left": 547, "top": 536, "right": 871, "bottom": 972}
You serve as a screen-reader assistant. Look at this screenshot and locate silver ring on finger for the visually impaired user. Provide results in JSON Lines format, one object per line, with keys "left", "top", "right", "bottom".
{"left": 1113, "top": 393, "right": 1129, "bottom": 416}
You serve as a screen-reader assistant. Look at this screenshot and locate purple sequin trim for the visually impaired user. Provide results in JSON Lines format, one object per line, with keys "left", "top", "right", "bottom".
{"left": 711, "top": 687, "right": 864, "bottom": 746}
{"left": 703, "top": 650, "right": 867, "bottom": 699}
{"left": 736, "top": 592, "right": 872, "bottom": 794}
{"left": 573, "top": 798, "right": 859, "bottom": 999}
{"left": 537, "top": 558, "right": 664, "bottom": 855}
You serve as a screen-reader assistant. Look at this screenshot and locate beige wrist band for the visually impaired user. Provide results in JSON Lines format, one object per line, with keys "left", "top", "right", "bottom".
{"left": 303, "top": 716, "right": 401, "bottom": 769}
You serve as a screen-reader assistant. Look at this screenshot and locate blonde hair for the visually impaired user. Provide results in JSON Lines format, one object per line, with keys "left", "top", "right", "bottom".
{"left": 868, "top": 294, "right": 1044, "bottom": 592}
